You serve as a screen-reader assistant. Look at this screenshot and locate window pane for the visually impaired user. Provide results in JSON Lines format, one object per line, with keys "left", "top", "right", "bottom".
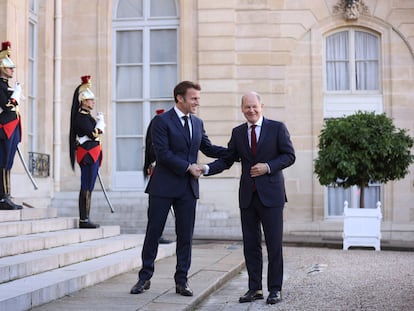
{"left": 328, "top": 186, "right": 351, "bottom": 216}
{"left": 150, "top": 101, "right": 174, "bottom": 117}
{"left": 150, "top": 65, "right": 177, "bottom": 98}
{"left": 326, "top": 31, "right": 349, "bottom": 91}
{"left": 117, "top": 31, "right": 142, "bottom": 63}
{"left": 116, "top": 138, "right": 142, "bottom": 170}
{"left": 355, "top": 31, "right": 378, "bottom": 59}
{"left": 150, "top": 29, "right": 177, "bottom": 62}
{"left": 354, "top": 185, "right": 381, "bottom": 209}
{"left": 117, "top": 66, "right": 143, "bottom": 98}
{"left": 355, "top": 31, "right": 379, "bottom": 90}
{"left": 355, "top": 61, "right": 379, "bottom": 90}
{"left": 326, "top": 62, "right": 349, "bottom": 90}
{"left": 150, "top": 0, "right": 177, "bottom": 17}
{"left": 328, "top": 184, "right": 381, "bottom": 216}
{"left": 116, "top": 102, "right": 143, "bottom": 135}
{"left": 326, "top": 32, "right": 349, "bottom": 60}
{"left": 117, "top": 0, "right": 143, "bottom": 18}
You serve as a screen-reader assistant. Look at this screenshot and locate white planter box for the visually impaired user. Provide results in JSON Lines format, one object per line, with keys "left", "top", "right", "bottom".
{"left": 343, "top": 201, "right": 382, "bottom": 251}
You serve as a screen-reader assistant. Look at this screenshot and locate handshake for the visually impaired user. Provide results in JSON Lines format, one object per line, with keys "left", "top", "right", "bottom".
{"left": 188, "top": 163, "right": 207, "bottom": 179}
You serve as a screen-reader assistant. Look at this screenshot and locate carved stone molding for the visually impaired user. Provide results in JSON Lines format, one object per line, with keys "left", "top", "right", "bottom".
{"left": 333, "top": 0, "right": 369, "bottom": 20}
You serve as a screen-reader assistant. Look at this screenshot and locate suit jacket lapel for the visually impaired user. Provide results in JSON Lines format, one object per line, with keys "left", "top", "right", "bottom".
{"left": 170, "top": 109, "right": 191, "bottom": 145}
{"left": 190, "top": 116, "right": 198, "bottom": 145}
{"left": 256, "top": 117, "right": 268, "bottom": 154}
{"left": 240, "top": 123, "right": 252, "bottom": 158}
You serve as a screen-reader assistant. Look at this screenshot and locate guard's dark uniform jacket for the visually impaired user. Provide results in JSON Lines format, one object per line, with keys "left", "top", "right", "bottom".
{"left": 73, "top": 108, "right": 102, "bottom": 167}
{"left": 0, "top": 77, "right": 21, "bottom": 148}
{"left": 0, "top": 77, "right": 22, "bottom": 210}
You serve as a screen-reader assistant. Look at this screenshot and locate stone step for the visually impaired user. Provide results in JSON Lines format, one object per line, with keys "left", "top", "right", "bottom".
{"left": 0, "top": 234, "right": 143, "bottom": 284}
{"left": 52, "top": 191, "right": 242, "bottom": 237}
{"left": 0, "top": 206, "right": 177, "bottom": 310}
{"left": 0, "top": 208, "right": 57, "bottom": 223}
{"left": 0, "top": 242, "right": 176, "bottom": 311}
{"left": 0, "top": 226, "right": 120, "bottom": 258}
{"left": 0, "top": 217, "right": 77, "bottom": 238}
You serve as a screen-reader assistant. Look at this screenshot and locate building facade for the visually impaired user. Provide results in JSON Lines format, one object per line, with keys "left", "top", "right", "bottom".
{"left": 1, "top": 0, "right": 413, "bottom": 240}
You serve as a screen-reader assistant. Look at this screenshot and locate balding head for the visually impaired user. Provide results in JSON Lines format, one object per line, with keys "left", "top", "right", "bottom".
{"left": 241, "top": 91, "right": 261, "bottom": 107}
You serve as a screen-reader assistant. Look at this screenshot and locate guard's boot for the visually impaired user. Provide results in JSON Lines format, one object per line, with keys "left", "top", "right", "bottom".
{"left": 78, "top": 190, "right": 100, "bottom": 229}
{"left": 0, "top": 169, "right": 22, "bottom": 210}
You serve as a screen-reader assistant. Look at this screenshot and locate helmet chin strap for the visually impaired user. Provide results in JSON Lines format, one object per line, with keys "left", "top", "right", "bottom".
{"left": 81, "top": 101, "right": 93, "bottom": 112}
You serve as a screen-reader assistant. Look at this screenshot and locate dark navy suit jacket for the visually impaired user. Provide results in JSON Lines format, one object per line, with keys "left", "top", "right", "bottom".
{"left": 145, "top": 108, "right": 226, "bottom": 198}
{"left": 206, "top": 117, "right": 295, "bottom": 209}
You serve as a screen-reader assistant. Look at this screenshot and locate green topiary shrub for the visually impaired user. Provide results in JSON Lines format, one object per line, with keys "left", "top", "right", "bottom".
{"left": 314, "top": 111, "right": 414, "bottom": 208}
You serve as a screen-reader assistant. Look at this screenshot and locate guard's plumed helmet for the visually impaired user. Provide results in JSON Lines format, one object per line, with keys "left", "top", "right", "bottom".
{"left": 78, "top": 75, "right": 95, "bottom": 103}
{"left": 0, "top": 41, "right": 16, "bottom": 69}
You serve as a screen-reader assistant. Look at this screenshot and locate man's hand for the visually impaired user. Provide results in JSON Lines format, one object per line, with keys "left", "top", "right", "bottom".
{"left": 189, "top": 163, "right": 203, "bottom": 178}
{"left": 250, "top": 163, "right": 268, "bottom": 177}
{"left": 198, "top": 164, "right": 206, "bottom": 174}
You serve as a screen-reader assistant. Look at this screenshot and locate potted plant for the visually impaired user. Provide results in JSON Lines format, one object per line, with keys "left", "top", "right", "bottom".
{"left": 314, "top": 111, "right": 414, "bottom": 250}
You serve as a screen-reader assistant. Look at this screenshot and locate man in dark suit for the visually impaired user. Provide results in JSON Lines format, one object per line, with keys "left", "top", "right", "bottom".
{"left": 130, "top": 81, "right": 226, "bottom": 297}
{"left": 203, "top": 91, "right": 295, "bottom": 305}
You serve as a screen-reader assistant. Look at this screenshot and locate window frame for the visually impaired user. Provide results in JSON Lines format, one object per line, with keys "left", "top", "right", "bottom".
{"left": 324, "top": 28, "right": 381, "bottom": 94}
{"left": 28, "top": 0, "right": 38, "bottom": 153}
{"left": 324, "top": 182, "right": 382, "bottom": 219}
{"left": 112, "top": 0, "right": 179, "bottom": 190}
{"left": 322, "top": 27, "right": 383, "bottom": 218}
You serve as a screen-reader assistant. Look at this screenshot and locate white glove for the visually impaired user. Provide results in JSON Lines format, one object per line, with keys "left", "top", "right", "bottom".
{"left": 95, "top": 112, "right": 106, "bottom": 133}
{"left": 11, "top": 82, "right": 22, "bottom": 103}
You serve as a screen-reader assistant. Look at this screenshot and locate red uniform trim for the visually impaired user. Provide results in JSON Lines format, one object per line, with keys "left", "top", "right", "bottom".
{"left": 76, "top": 145, "right": 102, "bottom": 164}
{"left": 0, "top": 118, "right": 20, "bottom": 139}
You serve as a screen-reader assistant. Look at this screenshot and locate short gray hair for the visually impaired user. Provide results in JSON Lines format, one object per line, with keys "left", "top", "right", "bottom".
{"left": 241, "top": 91, "right": 261, "bottom": 106}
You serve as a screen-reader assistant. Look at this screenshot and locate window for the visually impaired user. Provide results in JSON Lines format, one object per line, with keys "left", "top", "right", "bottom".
{"left": 112, "top": 0, "right": 179, "bottom": 189}
{"left": 327, "top": 183, "right": 381, "bottom": 217}
{"left": 28, "top": 0, "right": 38, "bottom": 152}
{"left": 326, "top": 30, "right": 379, "bottom": 92}
{"left": 323, "top": 28, "right": 382, "bottom": 216}
{"left": 323, "top": 29, "right": 382, "bottom": 118}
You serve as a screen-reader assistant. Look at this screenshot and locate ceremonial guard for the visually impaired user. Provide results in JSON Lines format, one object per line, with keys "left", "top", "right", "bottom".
{"left": 143, "top": 109, "right": 164, "bottom": 178}
{"left": 0, "top": 41, "right": 22, "bottom": 210}
{"left": 143, "top": 108, "right": 172, "bottom": 244}
{"left": 69, "top": 76, "right": 105, "bottom": 228}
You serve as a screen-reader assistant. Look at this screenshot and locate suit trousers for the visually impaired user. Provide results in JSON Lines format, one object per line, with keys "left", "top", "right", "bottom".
{"left": 240, "top": 191, "right": 284, "bottom": 292}
{"left": 139, "top": 181, "right": 197, "bottom": 285}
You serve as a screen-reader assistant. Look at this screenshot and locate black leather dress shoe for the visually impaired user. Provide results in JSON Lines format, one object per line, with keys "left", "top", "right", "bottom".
{"left": 239, "top": 289, "right": 264, "bottom": 303}
{"left": 130, "top": 279, "right": 151, "bottom": 294}
{"left": 266, "top": 290, "right": 282, "bottom": 304}
{"left": 175, "top": 283, "right": 193, "bottom": 296}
